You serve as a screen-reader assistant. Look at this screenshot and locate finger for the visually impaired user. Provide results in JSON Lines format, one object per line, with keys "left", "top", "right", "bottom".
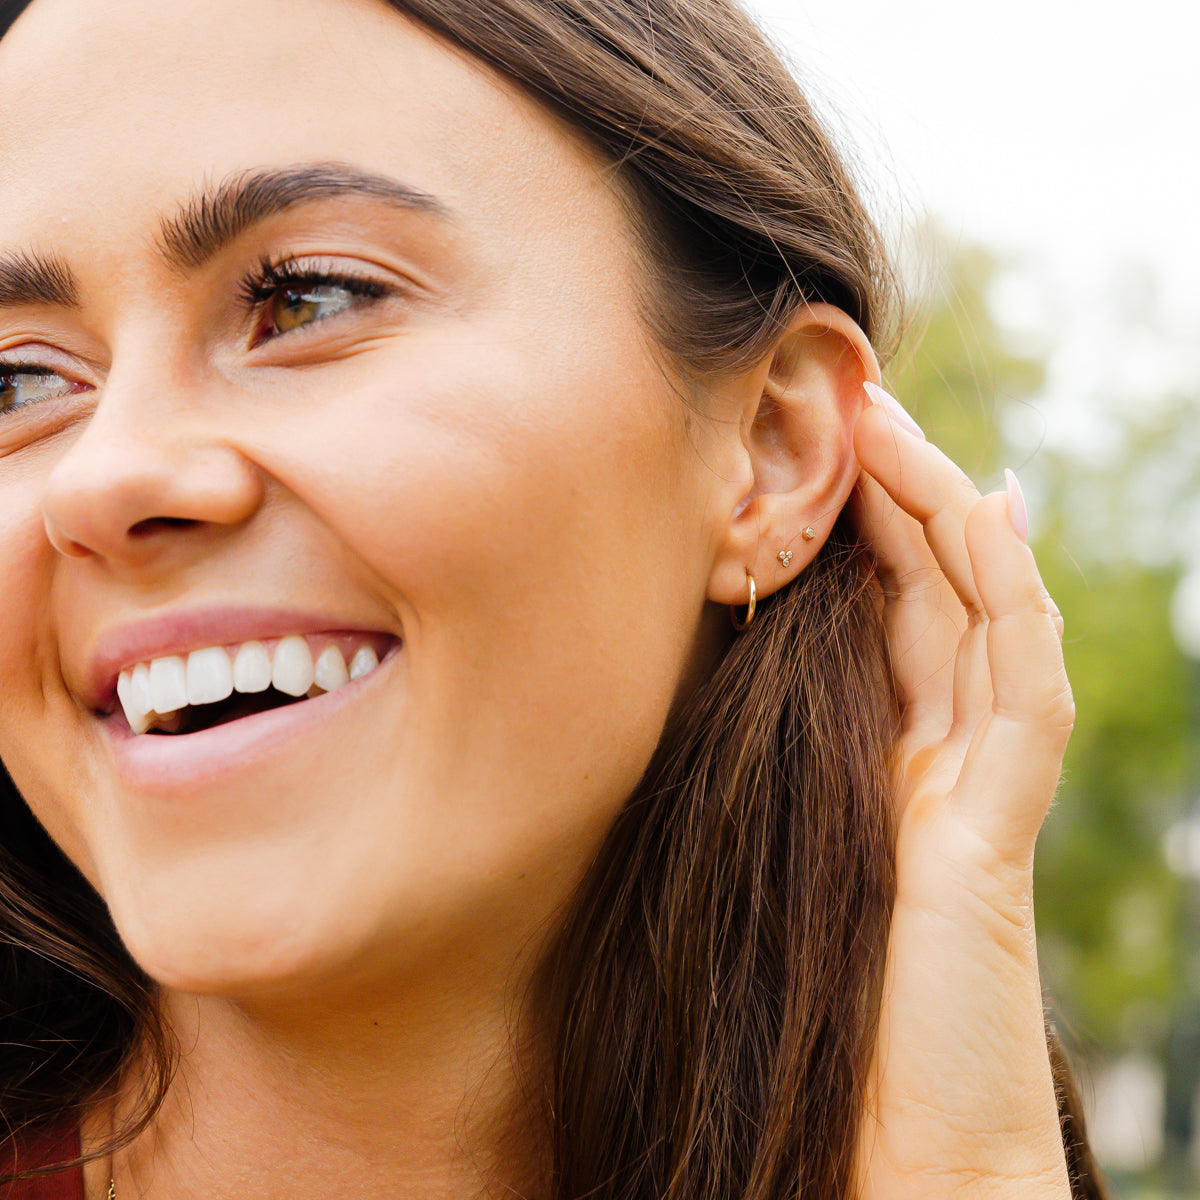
{"left": 853, "top": 473, "right": 962, "bottom": 727}
{"left": 951, "top": 492, "right": 1073, "bottom": 859}
{"left": 854, "top": 398, "right": 986, "bottom": 618}
{"left": 949, "top": 617, "right": 993, "bottom": 742}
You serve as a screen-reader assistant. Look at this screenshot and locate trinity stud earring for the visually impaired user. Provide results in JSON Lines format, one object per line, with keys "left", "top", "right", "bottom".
{"left": 802, "top": 527, "right": 817, "bottom": 541}
{"left": 777, "top": 549, "right": 793, "bottom": 567}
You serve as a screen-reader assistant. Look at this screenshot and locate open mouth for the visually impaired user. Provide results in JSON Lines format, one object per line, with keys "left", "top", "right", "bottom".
{"left": 114, "top": 633, "right": 396, "bottom": 736}
{"left": 145, "top": 686, "right": 313, "bottom": 736}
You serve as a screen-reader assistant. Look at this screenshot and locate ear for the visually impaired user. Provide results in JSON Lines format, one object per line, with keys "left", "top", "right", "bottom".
{"left": 706, "top": 303, "right": 881, "bottom": 607}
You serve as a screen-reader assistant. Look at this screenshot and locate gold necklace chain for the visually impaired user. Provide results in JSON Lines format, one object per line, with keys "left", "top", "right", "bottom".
{"left": 106, "top": 1178, "right": 116, "bottom": 1200}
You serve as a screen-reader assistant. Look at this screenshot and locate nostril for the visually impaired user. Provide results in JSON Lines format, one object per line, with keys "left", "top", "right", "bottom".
{"left": 129, "top": 516, "right": 199, "bottom": 538}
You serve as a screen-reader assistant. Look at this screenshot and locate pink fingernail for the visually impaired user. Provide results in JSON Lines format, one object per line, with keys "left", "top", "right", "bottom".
{"left": 1004, "top": 468, "right": 1029, "bottom": 542}
{"left": 863, "top": 381, "right": 926, "bottom": 440}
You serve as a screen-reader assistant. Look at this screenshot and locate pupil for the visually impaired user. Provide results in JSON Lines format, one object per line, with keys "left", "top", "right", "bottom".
{"left": 276, "top": 289, "right": 321, "bottom": 332}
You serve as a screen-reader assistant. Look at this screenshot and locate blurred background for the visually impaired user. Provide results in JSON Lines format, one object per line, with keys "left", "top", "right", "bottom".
{"left": 746, "top": 1, "right": 1200, "bottom": 1195}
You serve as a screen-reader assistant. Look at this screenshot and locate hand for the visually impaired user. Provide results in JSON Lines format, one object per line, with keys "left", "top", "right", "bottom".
{"left": 851, "top": 385, "right": 1074, "bottom": 1200}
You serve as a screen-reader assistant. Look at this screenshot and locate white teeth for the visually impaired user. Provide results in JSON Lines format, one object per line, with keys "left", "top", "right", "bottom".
{"left": 349, "top": 645, "right": 379, "bottom": 681}
{"left": 186, "top": 647, "right": 234, "bottom": 707}
{"left": 314, "top": 646, "right": 350, "bottom": 693}
{"left": 272, "top": 636, "right": 315, "bottom": 698}
{"left": 128, "top": 709, "right": 154, "bottom": 735}
{"left": 233, "top": 641, "right": 272, "bottom": 693}
{"left": 114, "top": 636, "right": 385, "bottom": 735}
{"left": 117, "top": 669, "right": 153, "bottom": 735}
{"left": 116, "top": 669, "right": 135, "bottom": 714}
{"left": 149, "top": 656, "right": 188, "bottom": 714}
{"left": 131, "top": 663, "right": 152, "bottom": 713}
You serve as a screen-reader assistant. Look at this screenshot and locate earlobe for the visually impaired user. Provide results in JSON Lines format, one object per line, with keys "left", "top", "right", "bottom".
{"left": 707, "top": 303, "right": 881, "bottom": 607}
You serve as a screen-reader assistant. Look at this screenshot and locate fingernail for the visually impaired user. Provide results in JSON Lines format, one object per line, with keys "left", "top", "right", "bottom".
{"left": 1004, "top": 467, "right": 1029, "bottom": 542}
{"left": 863, "top": 381, "right": 926, "bottom": 440}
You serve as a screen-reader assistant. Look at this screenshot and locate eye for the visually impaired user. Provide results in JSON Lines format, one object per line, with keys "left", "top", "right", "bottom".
{"left": 268, "top": 281, "right": 358, "bottom": 335}
{"left": 241, "top": 259, "right": 391, "bottom": 347}
{"left": 0, "top": 364, "right": 81, "bottom": 416}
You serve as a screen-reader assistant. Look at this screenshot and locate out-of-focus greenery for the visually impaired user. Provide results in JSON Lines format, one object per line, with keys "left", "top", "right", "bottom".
{"left": 886, "top": 229, "right": 1198, "bottom": 1072}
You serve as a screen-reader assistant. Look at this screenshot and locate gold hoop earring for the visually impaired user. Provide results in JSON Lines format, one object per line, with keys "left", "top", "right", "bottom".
{"left": 729, "top": 570, "right": 756, "bottom": 632}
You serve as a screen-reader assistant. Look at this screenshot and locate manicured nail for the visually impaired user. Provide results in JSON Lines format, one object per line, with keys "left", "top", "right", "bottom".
{"left": 863, "top": 381, "right": 925, "bottom": 440}
{"left": 1004, "top": 467, "right": 1029, "bottom": 542}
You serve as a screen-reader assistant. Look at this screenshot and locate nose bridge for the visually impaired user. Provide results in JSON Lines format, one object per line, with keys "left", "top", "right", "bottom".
{"left": 41, "top": 358, "right": 266, "bottom": 563}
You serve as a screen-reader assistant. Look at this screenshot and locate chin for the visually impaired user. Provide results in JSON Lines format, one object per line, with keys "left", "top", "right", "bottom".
{"left": 103, "top": 866, "right": 377, "bottom": 1001}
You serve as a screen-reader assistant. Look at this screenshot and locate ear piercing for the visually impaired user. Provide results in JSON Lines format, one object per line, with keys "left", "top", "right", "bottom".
{"left": 777, "top": 549, "right": 793, "bottom": 567}
{"left": 802, "top": 527, "right": 816, "bottom": 541}
{"left": 729, "top": 570, "right": 756, "bottom": 632}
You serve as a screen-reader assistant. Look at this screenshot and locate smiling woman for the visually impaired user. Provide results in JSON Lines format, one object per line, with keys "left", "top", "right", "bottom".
{"left": 0, "top": 1, "right": 1104, "bottom": 1199}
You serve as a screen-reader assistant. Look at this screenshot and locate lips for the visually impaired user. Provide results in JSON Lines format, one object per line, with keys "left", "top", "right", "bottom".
{"left": 84, "top": 609, "right": 401, "bottom": 739}
{"left": 115, "top": 632, "right": 392, "bottom": 735}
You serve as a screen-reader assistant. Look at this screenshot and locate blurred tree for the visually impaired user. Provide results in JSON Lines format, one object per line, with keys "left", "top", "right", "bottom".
{"left": 886, "top": 227, "right": 1196, "bottom": 1061}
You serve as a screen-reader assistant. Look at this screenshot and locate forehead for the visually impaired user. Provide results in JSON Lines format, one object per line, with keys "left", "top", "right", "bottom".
{"left": 0, "top": 0, "right": 621, "bottom": 267}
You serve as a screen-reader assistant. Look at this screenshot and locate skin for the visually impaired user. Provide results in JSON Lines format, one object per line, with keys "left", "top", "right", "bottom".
{"left": 0, "top": 0, "right": 1074, "bottom": 1197}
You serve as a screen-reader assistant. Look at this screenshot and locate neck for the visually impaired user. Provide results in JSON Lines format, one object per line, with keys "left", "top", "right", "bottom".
{"left": 106, "top": 968, "right": 550, "bottom": 1200}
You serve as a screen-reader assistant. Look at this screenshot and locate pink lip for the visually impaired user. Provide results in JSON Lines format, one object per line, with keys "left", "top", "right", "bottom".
{"left": 83, "top": 607, "right": 400, "bottom": 712}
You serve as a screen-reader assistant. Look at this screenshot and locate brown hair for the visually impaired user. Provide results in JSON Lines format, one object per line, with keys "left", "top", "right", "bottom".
{"left": 0, "top": 0, "right": 1106, "bottom": 1196}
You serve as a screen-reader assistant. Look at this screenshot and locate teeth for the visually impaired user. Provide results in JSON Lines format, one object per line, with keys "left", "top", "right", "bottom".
{"left": 117, "top": 668, "right": 153, "bottom": 735}
{"left": 233, "top": 641, "right": 272, "bottom": 694}
{"left": 314, "top": 646, "right": 350, "bottom": 693}
{"left": 114, "top": 636, "right": 386, "bottom": 735}
{"left": 187, "top": 646, "right": 234, "bottom": 707}
{"left": 349, "top": 645, "right": 379, "bottom": 681}
{"left": 131, "top": 663, "right": 152, "bottom": 714}
{"left": 149, "top": 656, "right": 188, "bottom": 714}
{"left": 272, "top": 636, "right": 315, "bottom": 697}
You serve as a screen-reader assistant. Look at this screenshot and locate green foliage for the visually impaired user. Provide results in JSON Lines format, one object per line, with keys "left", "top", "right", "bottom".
{"left": 887, "top": 237, "right": 1041, "bottom": 483}
{"left": 1037, "top": 561, "right": 1189, "bottom": 1043}
{"left": 885, "top": 230, "right": 1195, "bottom": 1054}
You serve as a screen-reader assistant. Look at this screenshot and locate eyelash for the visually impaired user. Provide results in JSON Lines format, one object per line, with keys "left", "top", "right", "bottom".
{"left": 237, "top": 256, "right": 392, "bottom": 343}
{"left": 1, "top": 258, "right": 393, "bottom": 415}
{"left": 0, "top": 362, "right": 82, "bottom": 416}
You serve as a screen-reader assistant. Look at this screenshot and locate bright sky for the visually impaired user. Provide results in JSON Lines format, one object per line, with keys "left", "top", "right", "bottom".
{"left": 745, "top": 0, "right": 1199, "bottom": 464}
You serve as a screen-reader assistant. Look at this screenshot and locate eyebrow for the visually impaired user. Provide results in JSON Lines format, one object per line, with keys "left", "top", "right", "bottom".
{"left": 0, "top": 251, "right": 80, "bottom": 310}
{"left": 157, "top": 163, "right": 451, "bottom": 273}
{"left": 0, "top": 163, "right": 450, "bottom": 312}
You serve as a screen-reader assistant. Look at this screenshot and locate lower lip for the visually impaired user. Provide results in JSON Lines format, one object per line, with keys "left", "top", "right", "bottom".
{"left": 102, "top": 650, "right": 398, "bottom": 794}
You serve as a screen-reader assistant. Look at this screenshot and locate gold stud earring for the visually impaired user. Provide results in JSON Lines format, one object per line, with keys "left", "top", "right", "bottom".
{"left": 802, "top": 527, "right": 817, "bottom": 541}
{"left": 729, "top": 570, "right": 756, "bottom": 632}
{"left": 777, "top": 549, "right": 793, "bottom": 567}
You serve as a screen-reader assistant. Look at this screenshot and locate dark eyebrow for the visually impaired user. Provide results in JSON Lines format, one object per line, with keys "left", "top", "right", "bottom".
{"left": 0, "top": 251, "right": 80, "bottom": 310}
{"left": 158, "top": 163, "right": 451, "bottom": 274}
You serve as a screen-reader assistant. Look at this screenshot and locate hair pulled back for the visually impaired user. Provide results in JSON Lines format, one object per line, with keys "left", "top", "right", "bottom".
{"left": 0, "top": 1, "right": 1104, "bottom": 1197}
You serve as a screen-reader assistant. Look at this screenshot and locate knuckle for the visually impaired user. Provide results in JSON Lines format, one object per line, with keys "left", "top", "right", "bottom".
{"left": 1036, "top": 679, "right": 1076, "bottom": 737}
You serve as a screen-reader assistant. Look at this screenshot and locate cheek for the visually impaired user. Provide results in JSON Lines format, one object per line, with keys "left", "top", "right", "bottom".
{"left": 0, "top": 476, "right": 96, "bottom": 868}
{"left": 241, "top": 330, "right": 704, "bottom": 819}
{"left": 0, "top": 480, "right": 55, "bottom": 734}
{"left": 249, "top": 325, "right": 694, "bottom": 617}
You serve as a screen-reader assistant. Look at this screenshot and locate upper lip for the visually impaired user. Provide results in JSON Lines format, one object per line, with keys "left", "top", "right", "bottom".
{"left": 81, "top": 607, "right": 400, "bottom": 714}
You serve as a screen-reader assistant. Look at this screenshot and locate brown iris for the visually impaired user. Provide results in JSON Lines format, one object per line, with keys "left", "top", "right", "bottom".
{"left": 269, "top": 282, "right": 355, "bottom": 336}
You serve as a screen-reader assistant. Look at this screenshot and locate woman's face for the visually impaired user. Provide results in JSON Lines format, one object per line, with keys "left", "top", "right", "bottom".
{"left": 0, "top": 0, "right": 737, "bottom": 999}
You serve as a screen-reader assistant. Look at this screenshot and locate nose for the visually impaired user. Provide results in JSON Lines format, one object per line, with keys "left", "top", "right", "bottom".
{"left": 41, "top": 370, "right": 266, "bottom": 567}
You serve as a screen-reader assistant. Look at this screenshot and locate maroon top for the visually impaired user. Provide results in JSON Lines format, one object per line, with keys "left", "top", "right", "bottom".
{"left": 0, "top": 1127, "right": 85, "bottom": 1200}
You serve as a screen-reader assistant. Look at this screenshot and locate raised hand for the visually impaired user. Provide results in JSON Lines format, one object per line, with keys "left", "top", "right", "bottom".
{"left": 852, "top": 383, "right": 1074, "bottom": 1200}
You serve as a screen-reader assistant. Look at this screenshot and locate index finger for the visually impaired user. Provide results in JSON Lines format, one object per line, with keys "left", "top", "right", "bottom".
{"left": 854, "top": 390, "right": 986, "bottom": 618}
